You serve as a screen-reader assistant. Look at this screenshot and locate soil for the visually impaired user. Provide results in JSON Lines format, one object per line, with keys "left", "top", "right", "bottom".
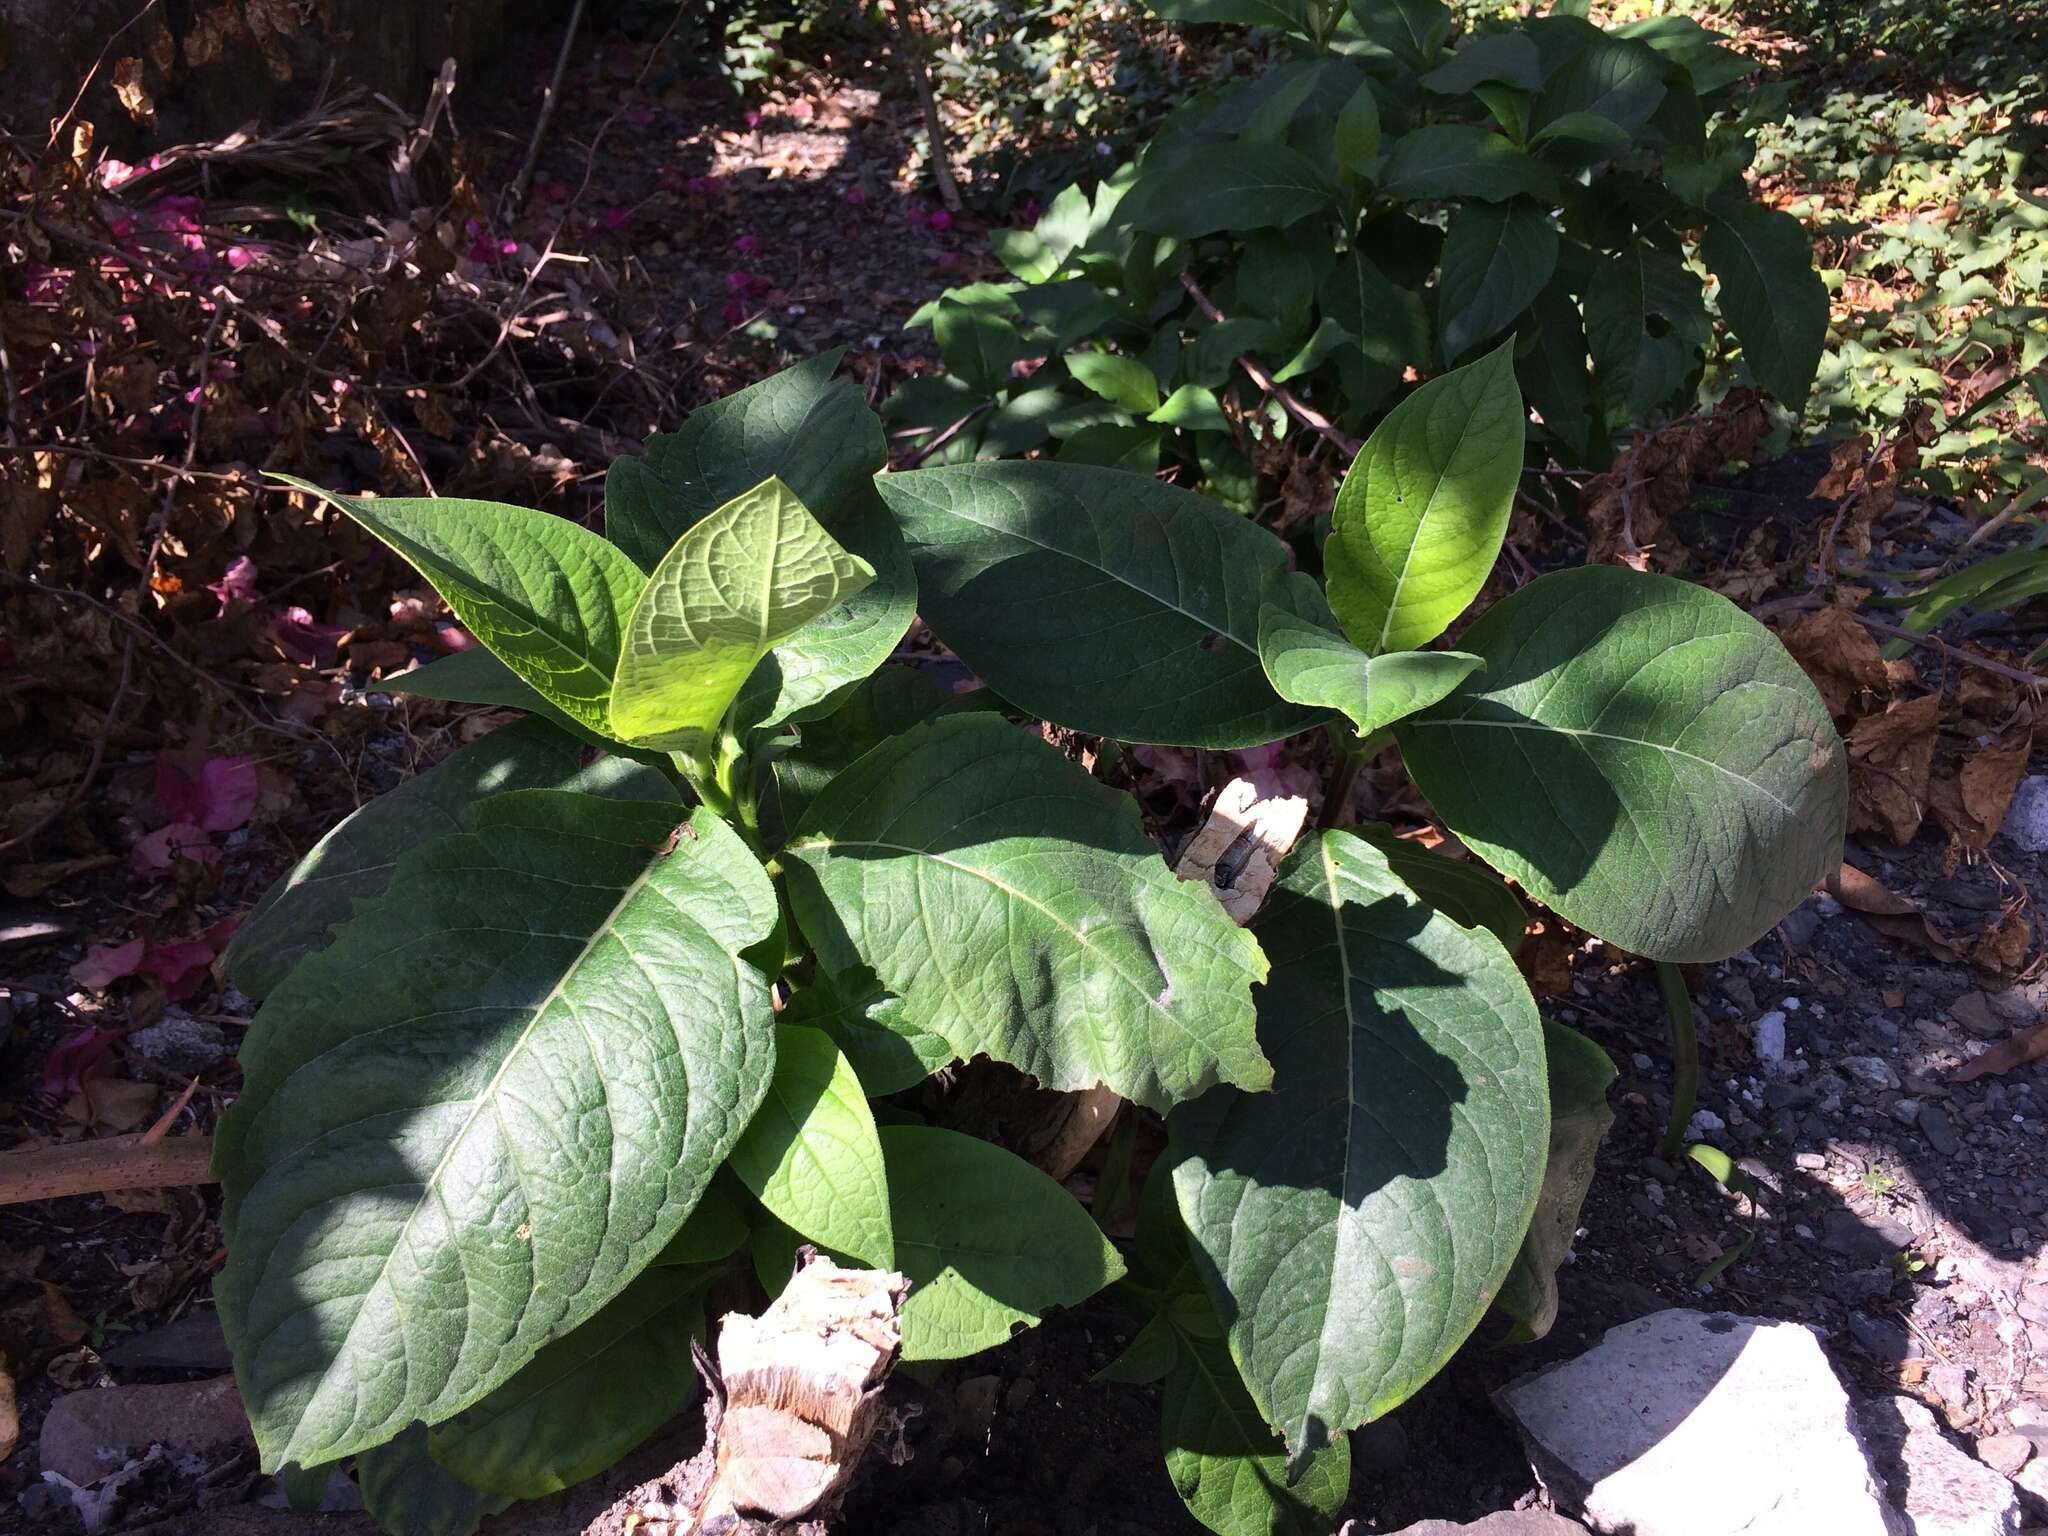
{"left": 5, "top": 10, "right": 2048, "bottom": 1536}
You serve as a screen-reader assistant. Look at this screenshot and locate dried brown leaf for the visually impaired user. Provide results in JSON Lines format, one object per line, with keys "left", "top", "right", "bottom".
{"left": 1970, "top": 908, "right": 2032, "bottom": 982}
{"left": 1584, "top": 390, "right": 1769, "bottom": 569}
{"left": 1955, "top": 1020, "right": 2048, "bottom": 1083}
{"left": 1847, "top": 692, "right": 1942, "bottom": 845}
{"left": 1781, "top": 606, "right": 1888, "bottom": 721}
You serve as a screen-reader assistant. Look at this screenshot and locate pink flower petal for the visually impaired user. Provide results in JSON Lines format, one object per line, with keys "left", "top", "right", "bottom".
{"left": 720, "top": 298, "right": 748, "bottom": 328}
{"left": 733, "top": 232, "right": 764, "bottom": 256}
{"left": 928, "top": 208, "right": 954, "bottom": 232}
{"left": 139, "top": 941, "right": 216, "bottom": 1001}
{"left": 273, "top": 605, "right": 350, "bottom": 666}
{"left": 42, "top": 1027, "right": 125, "bottom": 1097}
{"left": 71, "top": 937, "right": 145, "bottom": 990}
{"left": 132, "top": 821, "right": 220, "bottom": 875}
{"left": 195, "top": 755, "right": 258, "bottom": 832}
{"left": 206, "top": 555, "right": 258, "bottom": 613}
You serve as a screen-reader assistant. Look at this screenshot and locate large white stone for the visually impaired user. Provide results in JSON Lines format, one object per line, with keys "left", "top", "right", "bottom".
{"left": 1496, "top": 1309, "right": 1905, "bottom": 1536}
{"left": 1859, "top": 1395, "right": 2022, "bottom": 1536}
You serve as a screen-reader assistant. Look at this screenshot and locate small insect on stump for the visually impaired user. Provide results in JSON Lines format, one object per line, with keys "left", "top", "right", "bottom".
{"left": 628, "top": 1254, "right": 910, "bottom": 1535}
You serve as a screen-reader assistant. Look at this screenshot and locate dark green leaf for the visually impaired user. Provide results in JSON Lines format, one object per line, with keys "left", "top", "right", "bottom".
{"left": 936, "top": 298, "right": 1029, "bottom": 395}
{"left": 1350, "top": 0, "right": 1452, "bottom": 69}
{"left": 876, "top": 462, "right": 1321, "bottom": 747}
{"left": 1701, "top": 194, "right": 1828, "bottom": 412}
{"left": 1378, "top": 125, "right": 1557, "bottom": 203}
{"left": 884, "top": 1125, "right": 1125, "bottom": 1360}
{"left": 1584, "top": 246, "right": 1710, "bottom": 422}
{"left": 1496, "top": 1021, "right": 1615, "bottom": 1341}
{"left": 786, "top": 715, "right": 1273, "bottom": 1112}
{"left": 1147, "top": 0, "right": 1316, "bottom": 32}
{"left": 427, "top": 1265, "right": 714, "bottom": 1498}
{"left": 1615, "top": 16, "right": 1757, "bottom": 95}
{"left": 1516, "top": 280, "right": 1597, "bottom": 464}
{"left": 782, "top": 965, "right": 954, "bottom": 1097}
{"left": 1319, "top": 248, "right": 1432, "bottom": 372}
{"left": 370, "top": 648, "right": 607, "bottom": 747}
{"left": 356, "top": 1425, "right": 509, "bottom": 1536}
{"left": 1438, "top": 202, "right": 1560, "bottom": 360}
{"left": 1422, "top": 32, "right": 1543, "bottom": 93}
{"left": 1172, "top": 830, "right": 1548, "bottom": 1457}
{"left": 1532, "top": 34, "right": 1667, "bottom": 138}
{"left": 1068, "top": 351, "right": 1163, "bottom": 414}
{"left": 1397, "top": 565, "right": 1848, "bottom": 960}
{"left": 216, "top": 795, "right": 778, "bottom": 1468}
{"left": 224, "top": 721, "right": 673, "bottom": 1001}
{"left": 1059, "top": 424, "right": 1165, "bottom": 473}
{"left": 1122, "top": 143, "right": 1333, "bottom": 238}
{"left": 1352, "top": 825, "right": 1527, "bottom": 954}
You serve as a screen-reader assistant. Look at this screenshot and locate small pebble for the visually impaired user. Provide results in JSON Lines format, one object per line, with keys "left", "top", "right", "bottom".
{"left": 1795, "top": 1151, "right": 1828, "bottom": 1171}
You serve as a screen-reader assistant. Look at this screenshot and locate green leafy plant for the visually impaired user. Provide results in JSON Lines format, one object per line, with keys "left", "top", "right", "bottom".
{"left": 891, "top": 0, "right": 1827, "bottom": 496}
{"left": 220, "top": 346, "right": 1844, "bottom": 1535}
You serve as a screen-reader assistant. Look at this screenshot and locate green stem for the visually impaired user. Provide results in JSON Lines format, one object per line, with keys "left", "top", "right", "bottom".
{"left": 1655, "top": 960, "right": 1699, "bottom": 1161}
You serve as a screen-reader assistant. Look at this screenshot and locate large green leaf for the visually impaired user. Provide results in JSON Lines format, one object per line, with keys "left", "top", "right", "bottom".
{"left": 876, "top": 462, "right": 1320, "bottom": 747}
{"left": 275, "top": 475, "right": 645, "bottom": 739}
{"left": 224, "top": 720, "right": 674, "bottom": 1001}
{"left": 883, "top": 1125, "right": 1125, "bottom": 1360}
{"left": 215, "top": 793, "right": 779, "bottom": 1468}
{"left": 1377, "top": 125, "right": 1557, "bottom": 203}
{"left": 604, "top": 353, "right": 916, "bottom": 731}
{"left": 1496, "top": 1021, "right": 1614, "bottom": 1342}
{"left": 1350, "top": 0, "right": 1453, "bottom": 68}
{"left": 1258, "top": 603, "right": 1481, "bottom": 738}
{"left": 1164, "top": 1326, "right": 1353, "bottom": 1536}
{"left": 1531, "top": 33, "right": 1667, "bottom": 138}
{"left": 1584, "top": 246, "right": 1710, "bottom": 423}
{"left": 1701, "top": 194, "right": 1828, "bottom": 413}
{"left": 356, "top": 1425, "right": 509, "bottom": 1536}
{"left": 608, "top": 478, "right": 874, "bottom": 755}
{"left": 785, "top": 714, "right": 1273, "bottom": 1112}
{"left": 1319, "top": 248, "right": 1433, "bottom": 373}
{"left": 1171, "top": 830, "right": 1548, "bottom": 1458}
{"left": 767, "top": 664, "right": 985, "bottom": 837}
{"left": 1438, "top": 202, "right": 1560, "bottom": 361}
{"left": 1068, "top": 350, "right": 1163, "bottom": 414}
{"left": 1325, "top": 344, "right": 1525, "bottom": 654}
{"left": 727, "top": 1025, "right": 894, "bottom": 1268}
{"left": 1423, "top": 32, "right": 1543, "bottom": 93}
{"left": 427, "top": 1264, "right": 714, "bottom": 1498}
{"left": 1121, "top": 142, "right": 1333, "bottom": 239}
{"left": 1615, "top": 16, "right": 1757, "bottom": 96}
{"left": 1396, "top": 564, "right": 1848, "bottom": 960}
{"left": 934, "top": 297, "right": 1029, "bottom": 395}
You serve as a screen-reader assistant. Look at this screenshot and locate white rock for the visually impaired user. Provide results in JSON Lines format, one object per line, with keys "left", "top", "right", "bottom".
{"left": 1859, "top": 1395, "right": 2022, "bottom": 1536}
{"left": 1842, "top": 1056, "right": 1903, "bottom": 1091}
{"left": 1687, "top": 1108, "right": 1726, "bottom": 1139}
{"left": 1496, "top": 1309, "right": 1905, "bottom": 1536}
{"left": 1753, "top": 1011, "right": 1789, "bottom": 1072}
{"left": 2003, "top": 776, "right": 2048, "bottom": 853}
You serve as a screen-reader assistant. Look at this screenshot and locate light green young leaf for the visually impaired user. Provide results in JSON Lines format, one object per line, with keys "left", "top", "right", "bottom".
{"left": 1257, "top": 602, "right": 1481, "bottom": 738}
{"left": 608, "top": 477, "right": 874, "bottom": 754}
{"left": 876, "top": 462, "right": 1320, "bottom": 747}
{"left": 356, "top": 1425, "right": 509, "bottom": 1536}
{"left": 223, "top": 719, "right": 675, "bottom": 1001}
{"left": 1171, "top": 830, "right": 1549, "bottom": 1459}
{"left": 1496, "top": 1020, "right": 1616, "bottom": 1341}
{"left": 1163, "top": 1326, "right": 1352, "bottom": 1536}
{"left": 1438, "top": 201, "right": 1561, "bottom": 360}
{"left": 884, "top": 1125, "right": 1125, "bottom": 1360}
{"left": 1377, "top": 125, "right": 1557, "bottom": 202}
{"left": 1396, "top": 565, "right": 1848, "bottom": 960}
{"left": 1120, "top": 142, "right": 1333, "bottom": 238}
{"left": 1150, "top": 384, "right": 1231, "bottom": 433}
{"left": 727, "top": 1025, "right": 894, "bottom": 1268}
{"left": 273, "top": 474, "right": 645, "bottom": 739}
{"left": 215, "top": 795, "right": 778, "bottom": 1469}
{"left": 1067, "top": 350, "right": 1163, "bottom": 414}
{"left": 785, "top": 714, "right": 1273, "bottom": 1112}
{"left": 603, "top": 353, "right": 915, "bottom": 731}
{"left": 1701, "top": 193, "right": 1828, "bottom": 412}
{"left": 1325, "top": 343, "right": 1525, "bottom": 654}
{"left": 427, "top": 1265, "right": 714, "bottom": 1498}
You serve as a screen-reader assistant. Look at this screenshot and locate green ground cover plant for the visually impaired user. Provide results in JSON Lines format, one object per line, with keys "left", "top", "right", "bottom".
{"left": 219, "top": 345, "right": 1845, "bottom": 1535}
{"left": 889, "top": 0, "right": 1827, "bottom": 498}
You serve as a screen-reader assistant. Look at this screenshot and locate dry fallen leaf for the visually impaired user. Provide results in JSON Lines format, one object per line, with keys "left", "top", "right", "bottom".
{"left": 1930, "top": 713, "right": 2034, "bottom": 850}
{"left": 65, "top": 1078, "right": 162, "bottom": 1134}
{"left": 1970, "top": 908, "right": 2032, "bottom": 982}
{"left": 1780, "top": 606, "right": 1888, "bottom": 721}
{"left": 0, "top": 1352, "right": 17, "bottom": 1461}
{"left": 1955, "top": 1021, "right": 2048, "bottom": 1083}
{"left": 1847, "top": 692, "right": 1942, "bottom": 845}
{"left": 1825, "top": 863, "right": 1964, "bottom": 959}
{"left": 1811, "top": 405, "right": 1938, "bottom": 569}
{"left": 1584, "top": 390, "right": 1769, "bottom": 570}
